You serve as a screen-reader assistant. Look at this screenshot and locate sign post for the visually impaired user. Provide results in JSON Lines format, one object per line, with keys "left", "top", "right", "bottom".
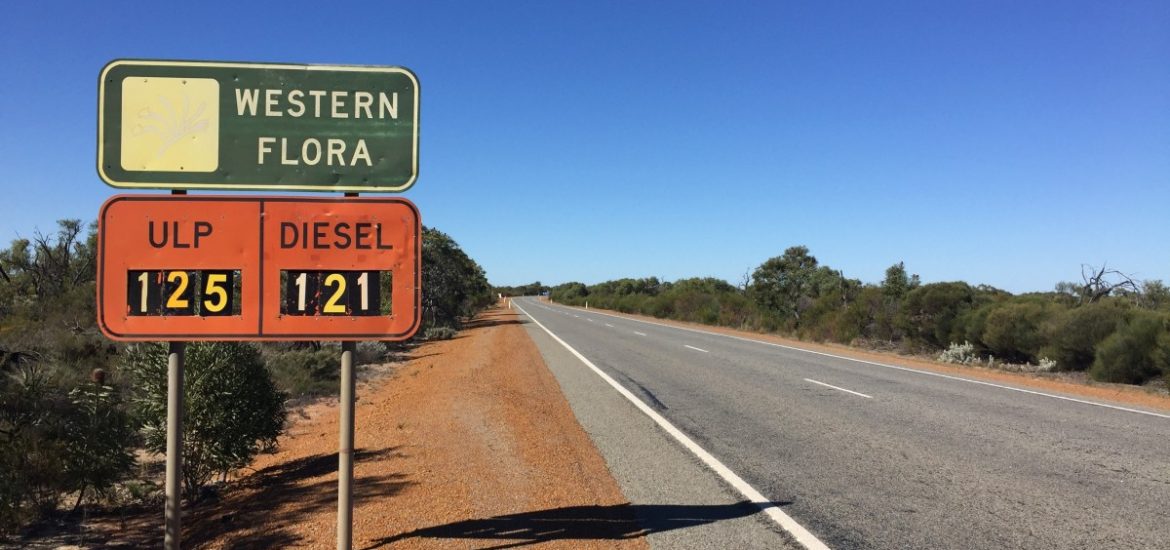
{"left": 338, "top": 340, "right": 356, "bottom": 550}
{"left": 164, "top": 342, "right": 184, "bottom": 549}
{"left": 97, "top": 59, "right": 422, "bottom": 550}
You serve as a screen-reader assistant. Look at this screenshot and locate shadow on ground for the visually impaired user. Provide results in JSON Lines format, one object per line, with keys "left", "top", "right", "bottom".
{"left": 362, "top": 500, "right": 781, "bottom": 550}
{"left": 462, "top": 315, "right": 529, "bottom": 330}
{"left": 186, "top": 447, "right": 410, "bottom": 549}
{"left": 64, "top": 447, "right": 409, "bottom": 549}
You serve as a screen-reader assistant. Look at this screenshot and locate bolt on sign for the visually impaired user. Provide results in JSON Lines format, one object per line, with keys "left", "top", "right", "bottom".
{"left": 96, "top": 195, "right": 421, "bottom": 341}
{"left": 97, "top": 60, "right": 419, "bottom": 192}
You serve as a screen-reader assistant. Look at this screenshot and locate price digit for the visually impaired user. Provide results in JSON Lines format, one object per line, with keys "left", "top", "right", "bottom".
{"left": 201, "top": 271, "right": 233, "bottom": 315}
{"left": 322, "top": 273, "right": 347, "bottom": 314}
{"left": 162, "top": 271, "right": 195, "bottom": 315}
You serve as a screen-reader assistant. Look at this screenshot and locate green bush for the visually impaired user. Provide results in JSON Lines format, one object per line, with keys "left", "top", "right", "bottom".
{"left": 61, "top": 381, "right": 137, "bottom": 510}
{"left": 1157, "top": 330, "right": 1170, "bottom": 390}
{"left": 424, "top": 326, "right": 458, "bottom": 341}
{"left": 1039, "top": 300, "right": 1127, "bottom": 371}
{"left": 0, "top": 363, "right": 68, "bottom": 532}
{"left": 981, "top": 301, "right": 1055, "bottom": 363}
{"left": 355, "top": 341, "right": 388, "bottom": 365}
{"left": 122, "top": 342, "right": 286, "bottom": 501}
{"left": 898, "top": 282, "right": 976, "bottom": 349}
{"left": 264, "top": 348, "right": 340, "bottom": 398}
{"left": 1089, "top": 311, "right": 1167, "bottom": 385}
{"left": 0, "top": 362, "right": 135, "bottom": 533}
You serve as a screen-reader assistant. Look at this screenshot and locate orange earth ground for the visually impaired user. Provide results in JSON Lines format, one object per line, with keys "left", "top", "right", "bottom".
{"left": 81, "top": 308, "right": 648, "bottom": 549}
{"left": 548, "top": 299, "right": 1170, "bottom": 414}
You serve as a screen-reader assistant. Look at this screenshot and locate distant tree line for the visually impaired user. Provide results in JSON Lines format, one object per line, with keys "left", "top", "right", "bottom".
{"left": 0, "top": 220, "right": 492, "bottom": 535}
{"left": 493, "top": 281, "right": 550, "bottom": 298}
{"left": 549, "top": 245, "right": 1170, "bottom": 388}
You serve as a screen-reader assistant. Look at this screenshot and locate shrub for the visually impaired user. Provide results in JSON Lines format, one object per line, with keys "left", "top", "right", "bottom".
{"left": 981, "top": 301, "right": 1054, "bottom": 363}
{"left": 0, "top": 363, "right": 135, "bottom": 533}
{"left": 1157, "top": 330, "right": 1170, "bottom": 390}
{"left": 0, "top": 363, "right": 68, "bottom": 532}
{"left": 1036, "top": 357, "right": 1058, "bottom": 372}
{"left": 424, "top": 326, "right": 458, "bottom": 341}
{"left": 899, "top": 282, "right": 976, "bottom": 349}
{"left": 1089, "top": 311, "right": 1166, "bottom": 385}
{"left": 355, "top": 341, "right": 387, "bottom": 365}
{"left": 1039, "top": 300, "right": 1127, "bottom": 372}
{"left": 60, "top": 381, "right": 137, "bottom": 510}
{"left": 264, "top": 348, "right": 340, "bottom": 398}
{"left": 122, "top": 342, "right": 286, "bottom": 501}
{"left": 938, "top": 341, "right": 978, "bottom": 365}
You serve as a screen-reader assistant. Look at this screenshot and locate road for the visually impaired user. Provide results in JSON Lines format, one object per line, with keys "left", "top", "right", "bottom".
{"left": 511, "top": 297, "right": 1170, "bottom": 550}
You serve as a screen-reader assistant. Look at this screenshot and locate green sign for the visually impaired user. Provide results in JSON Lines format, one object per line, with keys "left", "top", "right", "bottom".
{"left": 98, "top": 60, "right": 419, "bottom": 192}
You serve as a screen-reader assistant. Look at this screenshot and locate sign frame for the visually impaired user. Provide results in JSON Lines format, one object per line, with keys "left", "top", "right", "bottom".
{"left": 96, "top": 194, "right": 422, "bottom": 341}
{"left": 97, "top": 59, "right": 420, "bottom": 193}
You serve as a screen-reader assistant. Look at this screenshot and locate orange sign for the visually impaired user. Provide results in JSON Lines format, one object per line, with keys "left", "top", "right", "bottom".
{"left": 97, "top": 195, "right": 420, "bottom": 341}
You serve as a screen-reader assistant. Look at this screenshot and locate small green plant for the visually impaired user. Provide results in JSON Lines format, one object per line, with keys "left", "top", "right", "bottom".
{"left": 424, "top": 326, "right": 458, "bottom": 341}
{"left": 1036, "top": 357, "right": 1058, "bottom": 372}
{"left": 264, "top": 348, "right": 340, "bottom": 397}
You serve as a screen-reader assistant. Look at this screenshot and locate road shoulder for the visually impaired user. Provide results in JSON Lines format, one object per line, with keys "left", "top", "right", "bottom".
{"left": 518, "top": 305, "right": 800, "bottom": 549}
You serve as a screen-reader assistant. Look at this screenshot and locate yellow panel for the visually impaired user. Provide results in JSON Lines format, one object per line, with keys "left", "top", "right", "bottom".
{"left": 120, "top": 77, "right": 219, "bottom": 172}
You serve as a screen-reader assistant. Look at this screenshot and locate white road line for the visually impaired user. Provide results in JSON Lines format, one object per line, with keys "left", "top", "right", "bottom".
{"left": 568, "top": 305, "right": 1170, "bottom": 421}
{"left": 587, "top": 318, "right": 595, "bottom": 322}
{"left": 634, "top": 331, "right": 647, "bottom": 336}
{"left": 513, "top": 301, "right": 829, "bottom": 550}
{"left": 605, "top": 323, "right": 615, "bottom": 327}
{"left": 804, "top": 378, "right": 873, "bottom": 399}
{"left": 685, "top": 345, "right": 709, "bottom": 353}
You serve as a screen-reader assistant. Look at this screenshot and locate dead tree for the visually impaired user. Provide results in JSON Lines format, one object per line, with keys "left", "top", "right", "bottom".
{"left": 1080, "top": 263, "right": 1138, "bottom": 304}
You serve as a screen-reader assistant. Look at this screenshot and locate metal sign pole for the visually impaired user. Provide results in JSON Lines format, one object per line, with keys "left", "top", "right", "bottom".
{"left": 164, "top": 341, "right": 185, "bottom": 550}
{"left": 337, "top": 341, "right": 356, "bottom": 549}
{"left": 338, "top": 189, "right": 359, "bottom": 550}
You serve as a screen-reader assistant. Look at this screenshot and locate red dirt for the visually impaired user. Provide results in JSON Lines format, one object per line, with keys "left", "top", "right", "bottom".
{"left": 80, "top": 308, "right": 648, "bottom": 549}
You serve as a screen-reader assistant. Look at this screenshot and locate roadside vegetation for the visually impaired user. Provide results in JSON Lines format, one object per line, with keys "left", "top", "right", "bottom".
{"left": 541, "top": 246, "right": 1170, "bottom": 389}
{"left": 0, "top": 220, "right": 491, "bottom": 537}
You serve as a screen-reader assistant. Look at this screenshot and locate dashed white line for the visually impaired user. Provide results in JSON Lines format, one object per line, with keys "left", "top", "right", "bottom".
{"left": 685, "top": 345, "right": 709, "bottom": 353}
{"left": 634, "top": 331, "right": 647, "bottom": 336}
{"left": 587, "top": 318, "right": 595, "bottom": 322}
{"left": 513, "top": 300, "right": 829, "bottom": 550}
{"left": 605, "top": 323, "right": 615, "bottom": 327}
{"left": 804, "top": 378, "right": 873, "bottom": 399}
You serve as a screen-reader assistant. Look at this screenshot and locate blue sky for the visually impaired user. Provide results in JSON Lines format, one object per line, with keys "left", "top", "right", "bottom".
{"left": 1, "top": 1, "right": 1167, "bottom": 293}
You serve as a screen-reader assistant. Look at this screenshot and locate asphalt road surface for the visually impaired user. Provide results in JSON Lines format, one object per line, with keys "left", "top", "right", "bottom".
{"left": 512, "top": 297, "right": 1170, "bottom": 550}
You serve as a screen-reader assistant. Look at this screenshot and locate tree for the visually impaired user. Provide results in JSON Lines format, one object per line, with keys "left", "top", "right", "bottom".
{"left": 881, "top": 261, "right": 920, "bottom": 302}
{"left": 1073, "top": 264, "right": 1138, "bottom": 305}
{"left": 750, "top": 246, "right": 820, "bottom": 325}
{"left": 1139, "top": 280, "right": 1170, "bottom": 311}
{"left": 421, "top": 227, "right": 492, "bottom": 329}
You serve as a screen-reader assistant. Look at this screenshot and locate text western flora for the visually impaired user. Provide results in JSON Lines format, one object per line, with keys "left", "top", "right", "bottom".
{"left": 235, "top": 88, "right": 402, "bottom": 167}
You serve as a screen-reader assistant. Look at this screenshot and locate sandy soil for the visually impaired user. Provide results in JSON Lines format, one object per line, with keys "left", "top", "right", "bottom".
{"left": 551, "top": 300, "right": 1170, "bottom": 414}
{"left": 72, "top": 308, "right": 647, "bottom": 549}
